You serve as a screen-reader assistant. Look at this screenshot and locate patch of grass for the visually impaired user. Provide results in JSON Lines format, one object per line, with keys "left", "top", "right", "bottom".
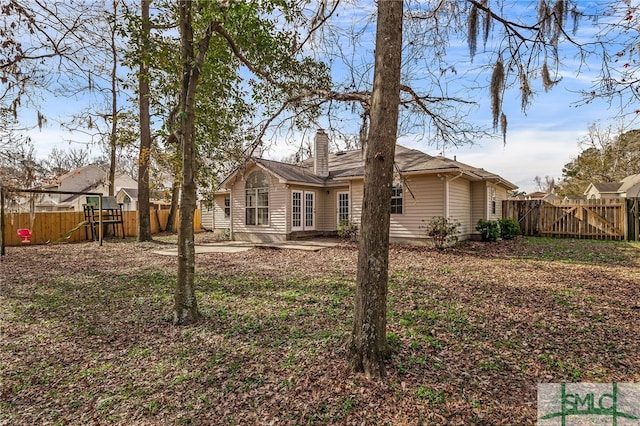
{"left": 416, "top": 386, "right": 445, "bottom": 405}
{"left": 522, "top": 237, "right": 637, "bottom": 265}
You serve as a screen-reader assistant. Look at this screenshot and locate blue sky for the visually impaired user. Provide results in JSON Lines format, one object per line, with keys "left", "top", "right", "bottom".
{"left": 259, "top": 0, "right": 637, "bottom": 193}
{"left": 23, "top": 0, "right": 637, "bottom": 194}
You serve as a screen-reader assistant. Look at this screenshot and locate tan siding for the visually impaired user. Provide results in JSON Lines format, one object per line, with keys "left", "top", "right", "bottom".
{"left": 448, "top": 178, "right": 472, "bottom": 238}
{"left": 200, "top": 204, "right": 214, "bottom": 230}
{"left": 494, "top": 186, "right": 509, "bottom": 219}
{"left": 350, "top": 179, "right": 364, "bottom": 228}
{"left": 213, "top": 194, "right": 230, "bottom": 231}
{"left": 471, "top": 181, "right": 486, "bottom": 229}
{"left": 230, "top": 165, "right": 288, "bottom": 241}
{"left": 389, "top": 175, "right": 444, "bottom": 240}
{"left": 288, "top": 185, "right": 320, "bottom": 232}
{"left": 316, "top": 189, "right": 332, "bottom": 231}
{"left": 320, "top": 187, "right": 349, "bottom": 231}
{"left": 487, "top": 183, "right": 501, "bottom": 221}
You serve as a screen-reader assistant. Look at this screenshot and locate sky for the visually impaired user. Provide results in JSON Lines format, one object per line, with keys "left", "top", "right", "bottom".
{"left": 20, "top": 0, "right": 638, "bottom": 194}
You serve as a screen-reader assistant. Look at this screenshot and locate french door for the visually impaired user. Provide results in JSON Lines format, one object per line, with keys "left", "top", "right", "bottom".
{"left": 292, "top": 190, "right": 315, "bottom": 231}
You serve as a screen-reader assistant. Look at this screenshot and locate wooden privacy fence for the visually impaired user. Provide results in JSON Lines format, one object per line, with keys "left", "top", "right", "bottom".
{"left": 1, "top": 209, "right": 202, "bottom": 246}
{"left": 503, "top": 199, "right": 630, "bottom": 240}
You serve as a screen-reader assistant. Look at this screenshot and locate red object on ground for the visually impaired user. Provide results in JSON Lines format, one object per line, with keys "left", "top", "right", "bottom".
{"left": 17, "top": 229, "right": 32, "bottom": 243}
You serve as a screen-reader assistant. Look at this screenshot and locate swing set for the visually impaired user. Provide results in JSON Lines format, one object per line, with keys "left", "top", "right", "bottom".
{"left": 1, "top": 186, "right": 107, "bottom": 257}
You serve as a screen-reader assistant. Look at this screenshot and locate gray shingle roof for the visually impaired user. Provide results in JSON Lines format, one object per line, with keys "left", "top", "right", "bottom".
{"left": 223, "top": 144, "right": 517, "bottom": 189}
{"left": 592, "top": 182, "right": 623, "bottom": 193}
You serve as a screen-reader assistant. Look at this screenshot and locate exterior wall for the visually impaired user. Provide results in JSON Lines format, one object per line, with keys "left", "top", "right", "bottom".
{"left": 584, "top": 185, "right": 600, "bottom": 199}
{"left": 200, "top": 202, "right": 214, "bottom": 230}
{"left": 348, "top": 175, "right": 469, "bottom": 243}
{"left": 448, "top": 178, "right": 472, "bottom": 238}
{"left": 470, "top": 181, "right": 486, "bottom": 233}
{"left": 213, "top": 193, "right": 231, "bottom": 234}
{"left": 320, "top": 186, "right": 349, "bottom": 231}
{"left": 388, "top": 175, "right": 445, "bottom": 242}
{"left": 230, "top": 165, "right": 288, "bottom": 242}
{"left": 493, "top": 185, "right": 509, "bottom": 219}
{"left": 350, "top": 179, "right": 364, "bottom": 228}
{"left": 223, "top": 164, "right": 514, "bottom": 244}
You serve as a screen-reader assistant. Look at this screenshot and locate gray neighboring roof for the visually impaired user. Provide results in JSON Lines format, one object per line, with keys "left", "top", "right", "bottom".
{"left": 118, "top": 187, "right": 167, "bottom": 201}
{"left": 222, "top": 144, "right": 517, "bottom": 190}
{"left": 620, "top": 173, "right": 640, "bottom": 192}
{"left": 120, "top": 187, "right": 139, "bottom": 198}
{"left": 592, "top": 182, "right": 623, "bottom": 193}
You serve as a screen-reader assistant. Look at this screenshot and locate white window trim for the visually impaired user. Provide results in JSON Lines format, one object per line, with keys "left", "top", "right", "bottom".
{"left": 391, "top": 183, "right": 403, "bottom": 215}
{"left": 337, "top": 191, "right": 350, "bottom": 225}
{"left": 291, "top": 189, "right": 315, "bottom": 231}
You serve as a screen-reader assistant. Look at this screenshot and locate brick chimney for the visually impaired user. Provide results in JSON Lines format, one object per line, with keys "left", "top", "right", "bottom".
{"left": 313, "top": 129, "right": 329, "bottom": 178}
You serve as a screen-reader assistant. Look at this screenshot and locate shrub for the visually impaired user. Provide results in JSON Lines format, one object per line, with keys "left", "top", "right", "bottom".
{"left": 337, "top": 220, "right": 358, "bottom": 242}
{"left": 424, "top": 216, "right": 461, "bottom": 250}
{"left": 498, "top": 218, "right": 520, "bottom": 240}
{"left": 476, "top": 219, "right": 500, "bottom": 242}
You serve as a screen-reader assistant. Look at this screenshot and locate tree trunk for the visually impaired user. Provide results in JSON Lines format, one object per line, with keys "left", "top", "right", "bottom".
{"left": 174, "top": 0, "right": 208, "bottom": 325}
{"left": 349, "top": 0, "right": 403, "bottom": 379}
{"left": 166, "top": 177, "right": 180, "bottom": 233}
{"left": 107, "top": 0, "right": 118, "bottom": 197}
{"left": 137, "top": 0, "right": 153, "bottom": 242}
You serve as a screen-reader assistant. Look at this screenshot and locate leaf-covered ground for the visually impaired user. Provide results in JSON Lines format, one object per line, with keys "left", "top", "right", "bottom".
{"left": 1, "top": 235, "right": 639, "bottom": 425}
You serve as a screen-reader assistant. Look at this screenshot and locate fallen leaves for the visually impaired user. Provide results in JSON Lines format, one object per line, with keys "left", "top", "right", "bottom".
{"left": 0, "top": 236, "right": 639, "bottom": 424}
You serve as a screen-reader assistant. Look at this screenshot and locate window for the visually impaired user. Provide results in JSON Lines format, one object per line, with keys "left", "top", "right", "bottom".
{"left": 304, "top": 192, "right": 314, "bottom": 228}
{"left": 490, "top": 186, "right": 497, "bottom": 215}
{"left": 292, "top": 191, "right": 302, "bottom": 229}
{"left": 337, "top": 192, "right": 349, "bottom": 223}
{"left": 245, "top": 171, "right": 269, "bottom": 225}
{"left": 224, "top": 196, "right": 230, "bottom": 218}
{"left": 391, "top": 183, "right": 403, "bottom": 214}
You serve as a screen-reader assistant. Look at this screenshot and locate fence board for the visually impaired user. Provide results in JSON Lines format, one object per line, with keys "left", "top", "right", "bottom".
{"left": 628, "top": 198, "right": 640, "bottom": 241}
{"left": 503, "top": 199, "right": 627, "bottom": 240}
{"left": 2, "top": 209, "right": 202, "bottom": 247}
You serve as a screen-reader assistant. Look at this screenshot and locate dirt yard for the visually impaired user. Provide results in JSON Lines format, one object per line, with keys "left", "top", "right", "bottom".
{"left": 1, "top": 235, "right": 639, "bottom": 425}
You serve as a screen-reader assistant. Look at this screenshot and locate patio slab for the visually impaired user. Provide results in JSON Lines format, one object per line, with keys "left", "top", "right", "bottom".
{"left": 152, "top": 239, "right": 339, "bottom": 256}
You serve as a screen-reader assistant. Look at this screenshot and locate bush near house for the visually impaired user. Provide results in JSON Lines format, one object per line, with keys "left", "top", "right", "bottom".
{"left": 423, "top": 216, "right": 461, "bottom": 250}
{"left": 476, "top": 219, "right": 521, "bottom": 242}
{"left": 337, "top": 220, "right": 358, "bottom": 242}
{"left": 476, "top": 219, "right": 501, "bottom": 242}
{"left": 498, "top": 218, "right": 521, "bottom": 240}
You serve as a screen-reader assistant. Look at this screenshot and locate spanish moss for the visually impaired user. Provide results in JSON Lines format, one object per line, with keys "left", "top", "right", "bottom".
{"left": 468, "top": 4, "right": 479, "bottom": 60}
{"left": 490, "top": 56, "right": 505, "bottom": 131}
{"left": 519, "top": 66, "right": 532, "bottom": 112}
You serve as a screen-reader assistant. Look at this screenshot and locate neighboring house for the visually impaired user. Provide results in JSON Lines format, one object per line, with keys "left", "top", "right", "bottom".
{"left": 211, "top": 129, "right": 517, "bottom": 243}
{"left": 36, "top": 165, "right": 138, "bottom": 211}
{"left": 523, "top": 191, "right": 561, "bottom": 202}
{"left": 115, "top": 187, "right": 171, "bottom": 211}
{"left": 584, "top": 174, "right": 640, "bottom": 199}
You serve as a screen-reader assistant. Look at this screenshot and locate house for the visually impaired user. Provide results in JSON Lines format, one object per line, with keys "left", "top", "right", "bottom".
{"left": 36, "top": 165, "right": 137, "bottom": 211}
{"left": 584, "top": 174, "right": 640, "bottom": 199}
{"left": 522, "top": 191, "right": 562, "bottom": 202}
{"left": 211, "top": 129, "right": 517, "bottom": 243}
{"left": 115, "top": 187, "right": 172, "bottom": 211}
